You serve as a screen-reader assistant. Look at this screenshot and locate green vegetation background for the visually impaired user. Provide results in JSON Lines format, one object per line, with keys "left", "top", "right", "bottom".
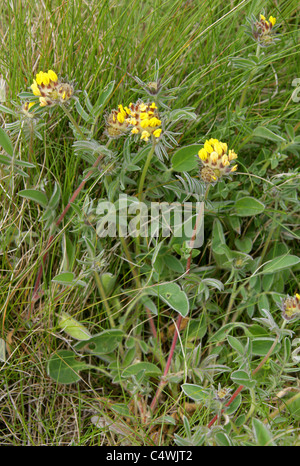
{"left": 0, "top": 0, "right": 299, "bottom": 446}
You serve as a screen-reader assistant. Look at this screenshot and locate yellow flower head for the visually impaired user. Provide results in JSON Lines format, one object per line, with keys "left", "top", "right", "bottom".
{"left": 259, "top": 13, "right": 276, "bottom": 28}
{"left": 198, "top": 138, "right": 238, "bottom": 184}
{"left": 30, "top": 70, "right": 73, "bottom": 107}
{"left": 269, "top": 16, "right": 276, "bottom": 27}
{"left": 105, "top": 99, "right": 163, "bottom": 142}
{"left": 124, "top": 99, "right": 162, "bottom": 142}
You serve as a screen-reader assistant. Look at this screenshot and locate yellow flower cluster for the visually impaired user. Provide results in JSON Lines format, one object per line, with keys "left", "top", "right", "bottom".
{"left": 260, "top": 14, "right": 276, "bottom": 28}
{"left": 198, "top": 138, "right": 238, "bottom": 183}
{"left": 282, "top": 293, "right": 300, "bottom": 321}
{"left": 30, "top": 70, "right": 73, "bottom": 107}
{"left": 105, "top": 100, "right": 162, "bottom": 142}
{"left": 252, "top": 14, "right": 277, "bottom": 46}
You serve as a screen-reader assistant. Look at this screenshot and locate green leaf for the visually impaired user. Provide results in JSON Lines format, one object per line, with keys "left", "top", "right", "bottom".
{"left": 252, "top": 418, "right": 276, "bottom": 446}
{"left": 211, "top": 218, "right": 226, "bottom": 254}
{"left": 229, "top": 215, "right": 241, "bottom": 234}
{"left": 261, "top": 254, "right": 300, "bottom": 275}
{"left": 171, "top": 144, "right": 202, "bottom": 172}
{"left": 0, "top": 154, "right": 32, "bottom": 177}
{"left": 57, "top": 312, "right": 92, "bottom": 341}
{"left": 185, "top": 317, "right": 207, "bottom": 340}
{"left": 110, "top": 403, "right": 135, "bottom": 418}
{"left": 141, "top": 296, "right": 158, "bottom": 315}
{"left": 209, "top": 322, "right": 247, "bottom": 343}
{"left": 252, "top": 126, "right": 286, "bottom": 143}
{"left": 234, "top": 196, "right": 265, "bottom": 216}
{"left": 48, "top": 182, "right": 61, "bottom": 209}
{"left": 0, "top": 127, "right": 14, "bottom": 156}
{"left": 168, "top": 108, "right": 197, "bottom": 122}
{"left": 18, "top": 189, "right": 48, "bottom": 208}
{"left": 52, "top": 271, "right": 86, "bottom": 287}
{"left": 0, "top": 104, "right": 17, "bottom": 116}
{"left": 47, "top": 350, "right": 88, "bottom": 384}
{"left": 231, "top": 370, "right": 256, "bottom": 389}
{"left": 74, "top": 329, "right": 124, "bottom": 355}
{"left": 251, "top": 337, "right": 280, "bottom": 356}
{"left": 125, "top": 164, "right": 141, "bottom": 172}
{"left": 163, "top": 254, "right": 184, "bottom": 273}
{"left": 52, "top": 272, "right": 74, "bottom": 285}
{"left": 122, "top": 362, "right": 161, "bottom": 378}
{"left": 148, "top": 282, "right": 189, "bottom": 317}
{"left": 227, "top": 335, "right": 245, "bottom": 355}
{"left": 0, "top": 153, "right": 12, "bottom": 166}
{"left": 235, "top": 237, "right": 252, "bottom": 254}
{"left": 13, "top": 159, "right": 36, "bottom": 168}
{"left": 18, "top": 91, "right": 38, "bottom": 99}
{"left": 75, "top": 100, "right": 93, "bottom": 123}
{"left": 215, "top": 432, "right": 232, "bottom": 446}
{"left": 258, "top": 293, "right": 269, "bottom": 312}
{"left": 181, "top": 383, "right": 212, "bottom": 402}
{"left": 225, "top": 394, "right": 242, "bottom": 415}
{"left": 99, "top": 273, "right": 116, "bottom": 296}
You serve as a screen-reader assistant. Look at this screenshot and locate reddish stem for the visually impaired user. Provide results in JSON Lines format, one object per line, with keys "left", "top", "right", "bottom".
{"left": 29, "top": 154, "right": 104, "bottom": 316}
{"left": 150, "top": 314, "right": 183, "bottom": 411}
{"left": 150, "top": 205, "right": 203, "bottom": 412}
{"left": 145, "top": 307, "right": 158, "bottom": 339}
